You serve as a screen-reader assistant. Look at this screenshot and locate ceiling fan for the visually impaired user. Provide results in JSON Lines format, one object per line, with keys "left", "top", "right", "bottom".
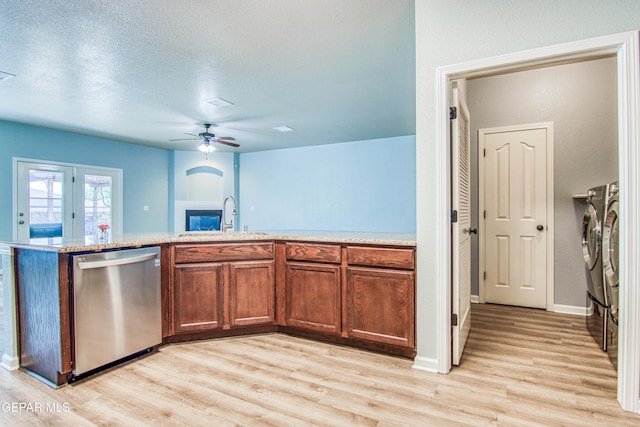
{"left": 170, "top": 123, "right": 240, "bottom": 151}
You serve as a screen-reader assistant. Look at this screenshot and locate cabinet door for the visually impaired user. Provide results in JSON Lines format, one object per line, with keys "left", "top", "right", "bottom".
{"left": 286, "top": 262, "right": 341, "bottom": 335}
{"left": 229, "top": 261, "right": 275, "bottom": 327}
{"left": 174, "top": 263, "right": 224, "bottom": 333}
{"left": 346, "top": 267, "right": 415, "bottom": 348}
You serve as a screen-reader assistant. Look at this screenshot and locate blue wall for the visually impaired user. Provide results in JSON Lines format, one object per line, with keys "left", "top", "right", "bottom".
{"left": 1, "top": 120, "right": 416, "bottom": 240}
{"left": 0, "top": 120, "right": 170, "bottom": 241}
{"left": 238, "top": 135, "right": 416, "bottom": 232}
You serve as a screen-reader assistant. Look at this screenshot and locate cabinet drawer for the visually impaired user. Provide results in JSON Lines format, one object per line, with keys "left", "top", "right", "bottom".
{"left": 174, "top": 242, "right": 274, "bottom": 263}
{"left": 286, "top": 242, "right": 341, "bottom": 264}
{"left": 346, "top": 246, "right": 414, "bottom": 269}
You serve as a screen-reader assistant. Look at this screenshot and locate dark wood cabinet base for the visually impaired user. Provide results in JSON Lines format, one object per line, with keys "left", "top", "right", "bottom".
{"left": 163, "top": 324, "right": 279, "bottom": 344}
{"left": 163, "top": 325, "right": 415, "bottom": 358}
{"left": 279, "top": 327, "right": 417, "bottom": 359}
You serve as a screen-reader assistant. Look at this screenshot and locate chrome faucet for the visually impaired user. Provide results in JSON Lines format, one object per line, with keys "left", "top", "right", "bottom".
{"left": 221, "top": 195, "right": 237, "bottom": 232}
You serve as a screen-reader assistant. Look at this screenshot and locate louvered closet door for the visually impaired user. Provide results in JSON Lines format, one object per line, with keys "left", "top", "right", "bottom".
{"left": 451, "top": 87, "right": 471, "bottom": 366}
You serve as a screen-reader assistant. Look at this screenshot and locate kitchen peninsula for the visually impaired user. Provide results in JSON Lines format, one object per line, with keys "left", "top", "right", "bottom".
{"left": 2, "top": 230, "right": 416, "bottom": 387}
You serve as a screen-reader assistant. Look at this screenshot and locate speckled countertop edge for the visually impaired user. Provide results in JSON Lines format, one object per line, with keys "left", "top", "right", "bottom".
{"left": 1, "top": 230, "right": 416, "bottom": 253}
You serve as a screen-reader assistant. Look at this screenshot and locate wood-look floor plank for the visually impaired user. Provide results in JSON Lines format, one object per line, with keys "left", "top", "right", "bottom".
{"left": 1, "top": 303, "right": 639, "bottom": 426}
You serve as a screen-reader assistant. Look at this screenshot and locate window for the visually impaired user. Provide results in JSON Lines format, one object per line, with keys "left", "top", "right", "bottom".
{"left": 15, "top": 160, "right": 123, "bottom": 242}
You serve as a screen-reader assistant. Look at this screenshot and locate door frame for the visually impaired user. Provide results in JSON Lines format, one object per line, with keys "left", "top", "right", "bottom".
{"left": 12, "top": 157, "right": 124, "bottom": 240}
{"left": 431, "top": 31, "right": 639, "bottom": 413}
{"left": 15, "top": 161, "right": 75, "bottom": 242}
{"left": 478, "top": 122, "right": 555, "bottom": 310}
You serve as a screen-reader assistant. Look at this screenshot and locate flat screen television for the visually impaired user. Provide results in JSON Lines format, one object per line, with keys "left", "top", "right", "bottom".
{"left": 185, "top": 209, "right": 222, "bottom": 231}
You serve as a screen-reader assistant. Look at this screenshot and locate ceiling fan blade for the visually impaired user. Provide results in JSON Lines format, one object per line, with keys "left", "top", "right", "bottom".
{"left": 217, "top": 136, "right": 236, "bottom": 141}
{"left": 215, "top": 139, "right": 240, "bottom": 148}
{"left": 169, "top": 137, "right": 199, "bottom": 141}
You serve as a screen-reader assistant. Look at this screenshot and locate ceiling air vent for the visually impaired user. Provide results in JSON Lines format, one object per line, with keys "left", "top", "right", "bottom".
{"left": 272, "top": 125, "right": 294, "bottom": 132}
{"left": 204, "top": 97, "right": 233, "bottom": 108}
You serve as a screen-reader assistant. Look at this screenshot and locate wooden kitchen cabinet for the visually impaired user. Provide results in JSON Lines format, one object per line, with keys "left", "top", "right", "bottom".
{"left": 344, "top": 245, "right": 415, "bottom": 349}
{"left": 171, "top": 240, "right": 414, "bottom": 356}
{"left": 171, "top": 242, "right": 276, "bottom": 336}
{"left": 283, "top": 242, "right": 342, "bottom": 335}
{"left": 14, "top": 248, "right": 72, "bottom": 386}
{"left": 346, "top": 266, "right": 415, "bottom": 348}
{"left": 173, "top": 263, "right": 224, "bottom": 333}
{"left": 279, "top": 242, "right": 416, "bottom": 354}
{"left": 285, "top": 262, "right": 342, "bottom": 335}
{"left": 228, "top": 260, "right": 275, "bottom": 327}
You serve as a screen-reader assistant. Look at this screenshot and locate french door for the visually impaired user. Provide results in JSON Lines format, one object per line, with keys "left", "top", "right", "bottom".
{"left": 15, "top": 160, "right": 122, "bottom": 243}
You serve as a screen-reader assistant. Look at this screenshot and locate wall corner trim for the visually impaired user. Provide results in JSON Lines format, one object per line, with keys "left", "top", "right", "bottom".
{"left": 412, "top": 356, "right": 440, "bottom": 373}
{"left": 1, "top": 355, "right": 19, "bottom": 371}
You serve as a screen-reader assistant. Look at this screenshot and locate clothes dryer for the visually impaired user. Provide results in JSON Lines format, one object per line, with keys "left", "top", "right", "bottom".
{"left": 603, "top": 182, "right": 619, "bottom": 369}
{"left": 582, "top": 184, "right": 610, "bottom": 351}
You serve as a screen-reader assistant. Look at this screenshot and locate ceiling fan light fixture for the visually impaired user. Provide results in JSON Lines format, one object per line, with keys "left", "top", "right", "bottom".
{"left": 0, "top": 70, "right": 15, "bottom": 81}
{"left": 198, "top": 142, "right": 215, "bottom": 152}
{"left": 204, "top": 97, "right": 233, "bottom": 108}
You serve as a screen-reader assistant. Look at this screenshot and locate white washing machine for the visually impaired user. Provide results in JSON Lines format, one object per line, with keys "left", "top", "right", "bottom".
{"left": 582, "top": 184, "right": 610, "bottom": 350}
{"left": 603, "top": 182, "right": 619, "bottom": 369}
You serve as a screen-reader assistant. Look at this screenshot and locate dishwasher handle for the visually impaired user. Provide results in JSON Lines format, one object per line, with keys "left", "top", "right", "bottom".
{"left": 77, "top": 253, "right": 158, "bottom": 270}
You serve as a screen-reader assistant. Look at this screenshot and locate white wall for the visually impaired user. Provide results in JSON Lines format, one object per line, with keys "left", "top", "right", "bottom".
{"left": 172, "top": 151, "right": 235, "bottom": 232}
{"left": 467, "top": 57, "right": 618, "bottom": 307}
{"left": 415, "top": 0, "right": 640, "bottom": 366}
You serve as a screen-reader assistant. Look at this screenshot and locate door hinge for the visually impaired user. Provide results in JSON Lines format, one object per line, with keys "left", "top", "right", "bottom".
{"left": 452, "top": 313, "right": 458, "bottom": 326}
{"left": 483, "top": 210, "right": 486, "bottom": 219}
{"left": 72, "top": 176, "right": 75, "bottom": 183}
{"left": 449, "top": 106, "right": 457, "bottom": 120}
{"left": 483, "top": 271, "right": 487, "bottom": 280}
{"left": 72, "top": 212, "right": 75, "bottom": 219}
{"left": 483, "top": 149, "right": 486, "bottom": 157}
{"left": 451, "top": 209, "right": 458, "bottom": 223}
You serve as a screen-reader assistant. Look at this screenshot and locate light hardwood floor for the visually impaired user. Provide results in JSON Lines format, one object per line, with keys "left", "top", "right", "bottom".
{"left": 1, "top": 304, "right": 638, "bottom": 426}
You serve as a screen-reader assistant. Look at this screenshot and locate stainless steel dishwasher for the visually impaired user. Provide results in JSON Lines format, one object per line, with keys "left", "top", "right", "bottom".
{"left": 72, "top": 246, "right": 162, "bottom": 376}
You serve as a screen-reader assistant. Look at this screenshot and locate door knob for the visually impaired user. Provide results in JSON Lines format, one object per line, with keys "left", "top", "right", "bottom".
{"left": 537, "top": 225, "right": 544, "bottom": 231}
{"left": 468, "top": 228, "right": 478, "bottom": 235}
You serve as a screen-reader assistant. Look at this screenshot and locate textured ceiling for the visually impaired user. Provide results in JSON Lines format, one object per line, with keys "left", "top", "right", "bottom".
{"left": 0, "top": 0, "right": 415, "bottom": 153}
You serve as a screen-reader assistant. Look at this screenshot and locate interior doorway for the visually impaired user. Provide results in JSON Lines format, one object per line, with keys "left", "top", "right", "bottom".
{"left": 435, "top": 31, "right": 639, "bottom": 412}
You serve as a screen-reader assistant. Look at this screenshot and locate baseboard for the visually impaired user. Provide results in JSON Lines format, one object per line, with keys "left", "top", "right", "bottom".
{"left": 1, "top": 354, "right": 19, "bottom": 371}
{"left": 471, "top": 298, "right": 591, "bottom": 316}
{"left": 554, "top": 303, "right": 591, "bottom": 316}
{"left": 412, "top": 356, "right": 439, "bottom": 373}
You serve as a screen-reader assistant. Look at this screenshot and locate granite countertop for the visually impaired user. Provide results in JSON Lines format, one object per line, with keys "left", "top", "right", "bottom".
{"left": 1, "top": 230, "right": 416, "bottom": 253}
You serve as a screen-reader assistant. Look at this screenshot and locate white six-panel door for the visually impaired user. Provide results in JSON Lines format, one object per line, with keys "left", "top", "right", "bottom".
{"left": 480, "top": 124, "right": 552, "bottom": 309}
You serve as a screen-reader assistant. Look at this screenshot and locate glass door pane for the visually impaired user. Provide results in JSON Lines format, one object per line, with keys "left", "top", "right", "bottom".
{"left": 28, "top": 170, "right": 64, "bottom": 238}
{"left": 84, "top": 174, "right": 112, "bottom": 243}
{"left": 16, "top": 162, "right": 74, "bottom": 242}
